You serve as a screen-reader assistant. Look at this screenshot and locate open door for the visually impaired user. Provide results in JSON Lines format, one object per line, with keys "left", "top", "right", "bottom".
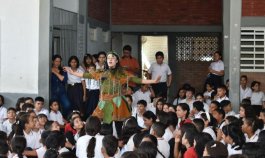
{"left": 141, "top": 35, "right": 168, "bottom": 78}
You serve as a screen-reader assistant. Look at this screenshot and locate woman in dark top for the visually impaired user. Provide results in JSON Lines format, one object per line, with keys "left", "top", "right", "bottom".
{"left": 51, "top": 55, "right": 71, "bottom": 117}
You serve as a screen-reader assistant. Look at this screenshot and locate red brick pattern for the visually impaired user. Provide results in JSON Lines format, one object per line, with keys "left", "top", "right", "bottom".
{"left": 174, "top": 61, "right": 210, "bottom": 94}
{"left": 242, "top": 0, "right": 265, "bottom": 16}
{"left": 111, "top": 0, "right": 222, "bottom": 25}
{"left": 88, "top": 0, "right": 110, "bottom": 23}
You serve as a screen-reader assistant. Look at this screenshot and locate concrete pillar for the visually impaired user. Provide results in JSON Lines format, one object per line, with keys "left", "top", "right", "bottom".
{"left": 77, "top": 0, "right": 87, "bottom": 58}
{"left": 39, "top": 0, "right": 52, "bottom": 102}
{"left": 223, "top": 0, "right": 242, "bottom": 112}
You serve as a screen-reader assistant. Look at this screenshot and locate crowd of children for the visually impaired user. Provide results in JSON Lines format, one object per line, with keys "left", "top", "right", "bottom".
{"left": 0, "top": 50, "right": 265, "bottom": 158}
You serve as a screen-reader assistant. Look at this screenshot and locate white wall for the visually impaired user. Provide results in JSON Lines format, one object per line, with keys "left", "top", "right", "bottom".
{"left": 87, "top": 24, "right": 111, "bottom": 54}
{"left": 53, "top": 0, "right": 79, "bottom": 13}
{"left": 0, "top": 0, "right": 40, "bottom": 94}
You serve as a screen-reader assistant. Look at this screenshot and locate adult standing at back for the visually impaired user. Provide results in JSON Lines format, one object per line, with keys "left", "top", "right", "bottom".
{"left": 205, "top": 51, "right": 224, "bottom": 90}
{"left": 148, "top": 51, "right": 172, "bottom": 99}
{"left": 120, "top": 45, "right": 140, "bottom": 89}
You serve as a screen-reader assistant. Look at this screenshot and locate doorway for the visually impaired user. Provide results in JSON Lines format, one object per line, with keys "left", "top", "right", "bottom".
{"left": 141, "top": 35, "right": 168, "bottom": 78}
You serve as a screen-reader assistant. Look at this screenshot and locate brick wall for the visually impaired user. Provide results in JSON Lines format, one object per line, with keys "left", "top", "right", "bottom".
{"left": 174, "top": 61, "right": 210, "bottom": 95}
{"left": 242, "top": 0, "right": 265, "bottom": 16}
{"left": 88, "top": 0, "right": 110, "bottom": 23}
{"left": 241, "top": 72, "right": 265, "bottom": 92}
{"left": 111, "top": 0, "right": 222, "bottom": 25}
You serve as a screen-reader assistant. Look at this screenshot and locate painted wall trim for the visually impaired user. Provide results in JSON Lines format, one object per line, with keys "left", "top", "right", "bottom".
{"left": 111, "top": 25, "right": 222, "bottom": 32}
{"left": 2, "top": 93, "right": 38, "bottom": 108}
{"left": 242, "top": 16, "right": 265, "bottom": 27}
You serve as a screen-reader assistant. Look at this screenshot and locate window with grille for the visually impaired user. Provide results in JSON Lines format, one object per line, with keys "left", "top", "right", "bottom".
{"left": 176, "top": 36, "right": 219, "bottom": 61}
{"left": 241, "top": 27, "right": 265, "bottom": 72}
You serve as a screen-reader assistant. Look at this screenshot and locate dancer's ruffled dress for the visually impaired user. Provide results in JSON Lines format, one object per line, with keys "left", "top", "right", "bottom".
{"left": 83, "top": 68, "right": 141, "bottom": 123}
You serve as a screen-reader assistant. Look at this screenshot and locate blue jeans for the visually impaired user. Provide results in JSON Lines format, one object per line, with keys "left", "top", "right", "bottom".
{"left": 51, "top": 91, "right": 71, "bottom": 118}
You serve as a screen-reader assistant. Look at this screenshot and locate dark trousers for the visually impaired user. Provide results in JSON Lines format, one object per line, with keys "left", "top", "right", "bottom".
{"left": 67, "top": 83, "right": 84, "bottom": 111}
{"left": 205, "top": 73, "right": 223, "bottom": 90}
{"left": 152, "top": 82, "right": 168, "bottom": 99}
{"left": 86, "top": 89, "right": 100, "bottom": 117}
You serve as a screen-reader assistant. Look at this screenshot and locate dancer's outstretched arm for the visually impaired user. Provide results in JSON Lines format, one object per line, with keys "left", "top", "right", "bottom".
{"left": 141, "top": 76, "right": 161, "bottom": 84}
{"left": 63, "top": 67, "right": 84, "bottom": 78}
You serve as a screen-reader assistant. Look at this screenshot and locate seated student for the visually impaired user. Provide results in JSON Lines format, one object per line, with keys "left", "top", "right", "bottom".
{"left": 44, "top": 121, "right": 60, "bottom": 131}
{"left": 141, "top": 134, "right": 165, "bottom": 158}
{"left": 195, "top": 93, "right": 209, "bottom": 113}
{"left": 49, "top": 99, "right": 65, "bottom": 127}
{"left": 0, "top": 95, "right": 7, "bottom": 124}
{"left": 21, "top": 103, "right": 34, "bottom": 112}
{"left": 2, "top": 107, "right": 16, "bottom": 135}
{"left": 64, "top": 111, "right": 81, "bottom": 135}
{"left": 212, "top": 109, "right": 226, "bottom": 130}
{"left": 10, "top": 136, "right": 27, "bottom": 158}
{"left": 34, "top": 96, "right": 49, "bottom": 118}
{"left": 180, "top": 87, "right": 195, "bottom": 110}
{"left": 203, "top": 141, "right": 228, "bottom": 158}
{"left": 132, "top": 84, "right": 155, "bottom": 109}
{"left": 0, "top": 139, "right": 8, "bottom": 158}
{"left": 176, "top": 103, "right": 192, "bottom": 127}
{"left": 259, "top": 109, "right": 265, "bottom": 130}
{"left": 239, "top": 103, "right": 256, "bottom": 119}
{"left": 193, "top": 118, "right": 205, "bottom": 133}
{"left": 182, "top": 130, "right": 199, "bottom": 158}
{"left": 222, "top": 123, "right": 245, "bottom": 156}
{"left": 242, "top": 142, "right": 265, "bottom": 158}
{"left": 220, "top": 100, "right": 236, "bottom": 117}
{"left": 101, "top": 135, "right": 118, "bottom": 158}
{"left": 37, "top": 114, "right": 48, "bottom": 132}
{"left": 200, "top": 112, "right": 217, "bottom": 140}
{"left": 24, "top": 97, "right": 34, "bottom": 105}
{"left": 150, "top": 122, "right": 170, "bottom": 158}
{"left": 173, "top": 88, "right": 186, "bottom": 106}
{"left": 132, "top": 100, "right": 147, "bottom": 128}
{"left": 242, "top": 117, "right": 264, "bottom": 142}
{"left": 137, "top": 141, "right": 158, "bottom": 158}
{"left": 209, "top": 101, "right": 220, "bottom": 114}
{"left": 250, "top": 80, "right": 265, "bottom": 107}
{"left": 142, "top": 111, "right": 156, "bottom": 133}
{"left": 212, "top": 109, "right": 226, "bottom": 141}
{"left": 119, "top": 117, "right": 141, "bottom": 154}
{"left": 44, "top": 132, "right": 61, "bottom": 158}
{"left": 76, "top": 116, "right": 103, "bottom": 158}
{"left": 9, "top": 113, "right": 41, "bottom": 150}
{"left": 216, "top": 85, "right": 229, "bottom": 103}
{"left": 70, "top": 116, "right": 85, "bottom": 141}
{"left": 162, "top": 103, "right": 170, "bottom": 113}
{"left": 240, "top": 75, "right": 252, "bottom": 102}
{"left": 194, "top": 132, "right": 213, "bottom": 158}
{"left": 191, "top": 101, "right": 205, "bottom": 119}
{"left": 23, "top": 130, "right": 51, "bottom": 158}
{"left": 203, "top": 82, "right": 215, "bottom": 105}
{"left": 157, "top": 111, "right": 174, "bottom": 142}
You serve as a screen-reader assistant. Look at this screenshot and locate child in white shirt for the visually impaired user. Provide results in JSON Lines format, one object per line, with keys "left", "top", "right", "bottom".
{"left": 204, "top": 83, "right": 215, "bottom": 105}
{"left": 220, "top": 100, "right": 236, "bottom": 117}
{"left": 34, "top": 96, "right": 49, "bottom": 118}
{"left": 2, "top": 107, "right": 16, "bottom": 135}
{"left": 49, "top": 100, "right": 64, "bottom": 126}
{"left": 216, "top": 85, "right": 229, "bottom": 103}
{"left": 250, "top": 81, "right": 265, "bottom": 107}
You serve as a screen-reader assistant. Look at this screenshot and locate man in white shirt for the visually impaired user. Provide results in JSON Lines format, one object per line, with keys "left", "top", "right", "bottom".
{"left": 240, "top": 75, "right": 252, "bottom": 102}
{"left": 148, "top": 51, "right": 172, "bottom": 99}
{"left": 34, "top": 96, "right": 49, "bottom": 118}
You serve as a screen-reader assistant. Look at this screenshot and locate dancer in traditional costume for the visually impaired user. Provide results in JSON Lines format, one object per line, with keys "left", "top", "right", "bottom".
{"left": 64, "top": 51, "right": 160, "bottom": 123}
